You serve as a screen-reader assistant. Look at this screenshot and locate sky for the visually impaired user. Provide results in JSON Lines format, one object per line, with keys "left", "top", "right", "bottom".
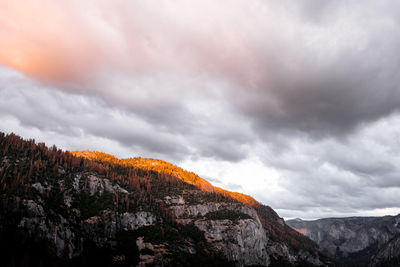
{"left": 1, "top": 0, "right": 400, "bottom": 219}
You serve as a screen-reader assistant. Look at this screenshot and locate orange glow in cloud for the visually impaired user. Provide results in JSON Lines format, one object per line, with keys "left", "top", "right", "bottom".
{"left": 0, "top": 45, "right": 81, "bottom": 83}
{"left": 0, "top": 0, "right": 268, "bottom": 87}
{"left": 0, "top": 1, "right": 109, "bottom": 83}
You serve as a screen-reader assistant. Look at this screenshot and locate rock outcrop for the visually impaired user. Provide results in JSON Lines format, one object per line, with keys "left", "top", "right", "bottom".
{"left": 166, "top": 198, "right": 271, "bottom": 266}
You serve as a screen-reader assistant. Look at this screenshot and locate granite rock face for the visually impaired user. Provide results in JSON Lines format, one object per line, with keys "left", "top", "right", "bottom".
{"left": 2, "top": 174, "right": 158, "bottom": 260}
{"left": 166, "top": 199, "right": 271, "bottom": 266}
{"left": 164, "top": 195, "right": 327, "bottom": 266}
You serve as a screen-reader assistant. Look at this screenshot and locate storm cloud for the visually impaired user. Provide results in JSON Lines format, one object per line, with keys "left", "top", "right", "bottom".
{"left": 1, "top": 0, "right": 400, "bottom": 219}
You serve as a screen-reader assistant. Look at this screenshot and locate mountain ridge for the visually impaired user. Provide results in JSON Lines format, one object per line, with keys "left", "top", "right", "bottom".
{"left": 71, "top": 150, "right": 318, "bottom": 252}
{"left": 0, "top": 132, "right": 329, "bottom": 266}
{"left": 71, "top": 150, "right": 262, "bottom": 207}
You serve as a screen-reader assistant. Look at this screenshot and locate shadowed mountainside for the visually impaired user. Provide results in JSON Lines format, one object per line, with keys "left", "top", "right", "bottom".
{"left": 369, "top": 233, "right": 400, "bottom": 267}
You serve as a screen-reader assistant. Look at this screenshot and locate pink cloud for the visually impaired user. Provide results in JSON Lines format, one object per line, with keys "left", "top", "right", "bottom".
{"left": 0, "top": 0, "right": 268, "bottom": 87}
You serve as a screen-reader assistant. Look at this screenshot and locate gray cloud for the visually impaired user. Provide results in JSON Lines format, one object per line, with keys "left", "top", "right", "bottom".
{"left": 254, "top": 115, "right": 400, "bottom": 218}
{"left": 233, "top": 1, "right": 400, "bottom": 139}
{"left": 0, "top": 67, "right": 253, "bottom": 162}
{"left": 1, "top": 1, "right": 400, "bottom": 219}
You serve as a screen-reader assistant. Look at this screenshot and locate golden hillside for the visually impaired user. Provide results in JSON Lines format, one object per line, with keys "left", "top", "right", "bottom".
{"left": 71, "top": 151, "right": 261, "bottom": 207}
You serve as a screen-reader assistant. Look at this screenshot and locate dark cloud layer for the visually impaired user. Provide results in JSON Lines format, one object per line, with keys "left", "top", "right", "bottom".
{"left": 1, "top": 0, "right": 400, "bottom": 219}
{"left": 236, "top": 1, "right": 400, "bottom": 138}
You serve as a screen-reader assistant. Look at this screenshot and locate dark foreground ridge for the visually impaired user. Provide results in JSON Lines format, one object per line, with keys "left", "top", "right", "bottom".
{"left": 0, "top": 132, "right": 331, "bottom": 266}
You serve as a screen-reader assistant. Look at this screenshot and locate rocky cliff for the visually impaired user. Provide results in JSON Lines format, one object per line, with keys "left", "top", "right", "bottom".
{"left": 287, "top": 215, "right": 400, "bottom": 266}
{"left": 0, "top": 132, "right": 328, "bottom": 266}
{"left": 369, "top": 233, "right": 400, "bottom": 267}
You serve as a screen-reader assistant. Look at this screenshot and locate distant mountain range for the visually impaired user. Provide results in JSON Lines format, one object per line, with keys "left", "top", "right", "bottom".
{"left": 287, "top": 215, "right": 400, "bottom": 266}
{"left": 0, "top": 132, "right": 329, "bottom": 266}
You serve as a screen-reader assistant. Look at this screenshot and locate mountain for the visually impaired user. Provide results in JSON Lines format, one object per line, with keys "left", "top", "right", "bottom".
{"left": 0, "top": 132, "right": 330, "bottom": 266}
{"left": 71, "top": 151, "right": 320, "bottom": 255}
{"left": 286, "top": 215, "right": 400, "bottom": 266}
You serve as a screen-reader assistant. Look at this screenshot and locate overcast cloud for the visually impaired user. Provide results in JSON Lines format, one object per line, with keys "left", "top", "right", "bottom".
{"left": 1, "top": 0, "right": 400, "bottom": 219}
